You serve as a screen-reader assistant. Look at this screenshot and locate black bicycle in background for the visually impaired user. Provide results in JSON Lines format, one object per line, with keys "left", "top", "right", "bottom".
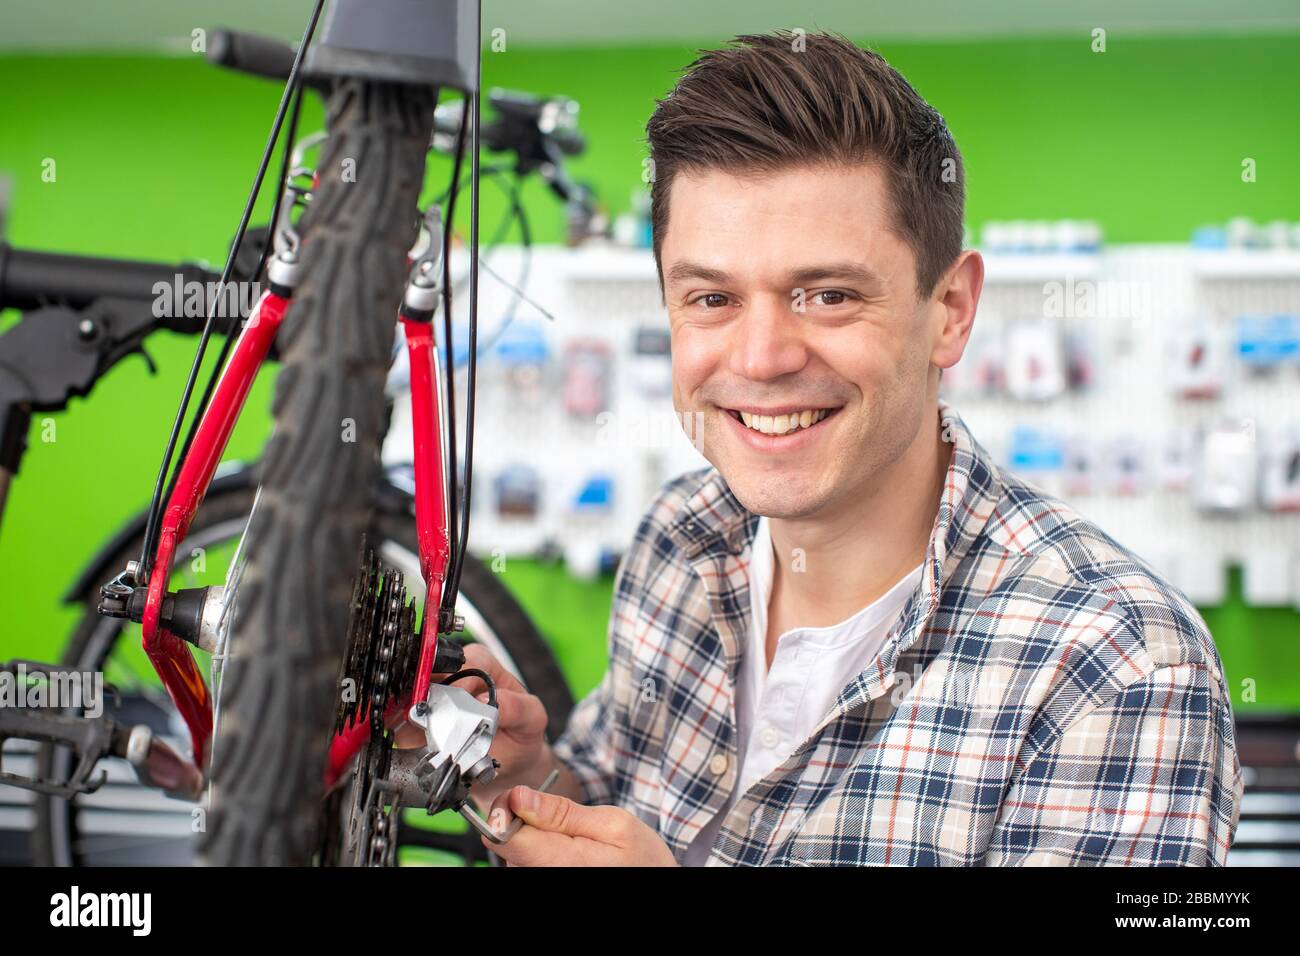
{"left": 0, "top": 5, "right": 597, "bottom": 865}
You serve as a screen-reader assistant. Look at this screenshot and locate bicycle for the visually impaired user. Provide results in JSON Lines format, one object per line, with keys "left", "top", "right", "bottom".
{"left": 0, "top": 0, "right": 589, "bottom": 866}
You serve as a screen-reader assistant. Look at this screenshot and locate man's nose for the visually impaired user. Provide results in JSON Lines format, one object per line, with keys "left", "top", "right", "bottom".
{"left": 727, "top": 294, "right": 809, "bottom": 382}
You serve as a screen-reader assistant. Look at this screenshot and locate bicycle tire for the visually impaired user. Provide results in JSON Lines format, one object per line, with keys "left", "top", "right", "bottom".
{"left": 32, "top": 478, "right": 574, "bottom": 866}
{"left": 198, "top": 77, "right": 436, "bottom": 866}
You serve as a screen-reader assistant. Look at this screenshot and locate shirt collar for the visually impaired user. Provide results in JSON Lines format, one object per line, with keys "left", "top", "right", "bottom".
{"left": 666, "top": 401, "right": 1003, "bottom": 691}
{"left": 894, "top": 400, "right": 1003, "bottom": 665}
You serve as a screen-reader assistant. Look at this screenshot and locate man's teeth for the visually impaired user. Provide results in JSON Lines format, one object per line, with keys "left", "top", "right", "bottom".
{"left": 737, "top": 408, "right": 829, "bottom": 436}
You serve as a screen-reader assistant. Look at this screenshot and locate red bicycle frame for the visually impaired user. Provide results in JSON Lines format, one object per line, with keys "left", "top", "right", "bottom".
{"left": 139, "top": 288, "right": 452, "bottom": 786}
{"left": 324, "top": 315, "right": 451, "bottom": 787}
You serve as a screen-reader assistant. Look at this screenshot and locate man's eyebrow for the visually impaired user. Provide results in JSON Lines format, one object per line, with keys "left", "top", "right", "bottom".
{"left": 663, "top": 260, "right": 734, "bottom": 285}
{"left": 662, "top": 260, "right": 884, "bottom": 288}
{"left": 786, "top": 262, "right": 883, "bottom": 287}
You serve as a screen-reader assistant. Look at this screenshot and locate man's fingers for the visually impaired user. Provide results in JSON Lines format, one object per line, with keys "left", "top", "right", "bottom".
{"left": 431, "top": 642, "right": 526, "bottom": 697}
{"left": 463, "top": 642, "right": 528, "bottom": 694}
{"left": 488, "top": 824, "right": 595, "bottom": 867}
{"left": 482, "top": 789, "right": 593, "bottom": 866}
{"left": 480, "top": 793, "right": 679, "bottom": 868}
{"left": 485, "top": 789, "right": 516, "bottom": 839}
{"left": 506, "top": 787, "right": 626, "bottom": 842}
{"left": 493, "top": 688, "right": 548, "bottom": 738}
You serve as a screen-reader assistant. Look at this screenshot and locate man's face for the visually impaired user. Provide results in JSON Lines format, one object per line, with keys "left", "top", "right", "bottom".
{"left": 661, "top": 161, "right": 943, "bottom": 520}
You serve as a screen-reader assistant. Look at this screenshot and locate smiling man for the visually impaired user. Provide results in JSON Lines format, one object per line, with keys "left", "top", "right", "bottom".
{"left": 475, "top": 30, "right": 1243, "bottom": 866}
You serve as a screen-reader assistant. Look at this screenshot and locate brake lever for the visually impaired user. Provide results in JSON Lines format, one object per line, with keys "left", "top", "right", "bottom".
{"left": 99, "top": 336, "right": 157, "bottom": 377}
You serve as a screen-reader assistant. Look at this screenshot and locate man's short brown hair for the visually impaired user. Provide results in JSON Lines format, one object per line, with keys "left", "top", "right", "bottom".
{"left": 647, "top": 30, "right": 965, "bottom": 298}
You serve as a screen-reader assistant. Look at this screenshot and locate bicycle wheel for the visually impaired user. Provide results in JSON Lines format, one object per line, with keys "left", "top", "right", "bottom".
{"left": 34, "top": 477, "right": 573, "bottom": 866}
{"left": 196, "top": 75, "right": 439, "bottom": 866}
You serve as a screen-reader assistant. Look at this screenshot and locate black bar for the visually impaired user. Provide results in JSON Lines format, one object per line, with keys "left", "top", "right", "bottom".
{"left": 0, "top": 243, "right": 218, "bottom": 313}
{"left": 207, "top": 28, "right": 330, "bottom": 93}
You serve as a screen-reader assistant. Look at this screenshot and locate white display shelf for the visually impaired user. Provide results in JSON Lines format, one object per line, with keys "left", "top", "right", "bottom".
{"left": 1192, "top": 250, "right": 1300, "bottom": 280}
{"left": 552, "top": 243, "right": 660, "bottom": 283}
{"left": 449, "top": 242, "right": 660, "bottom": 285}
{"left": 391, "top": 242, "right": 1300, "bottom": 603}
{"left": 979, "top": 251, "right": 1102, "bottom": 283}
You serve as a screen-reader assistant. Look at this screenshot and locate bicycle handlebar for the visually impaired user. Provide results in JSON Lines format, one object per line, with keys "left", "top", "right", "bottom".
{"left": 0, "top": 242, "right": 227, "bottom": 333}
{"left": 207, "top": 29, "right": 330, "bottom": 93}
{"left": 0, "top": 26, "right": 591, "bottom": 326}
{"left": 208, "top": 29, "right": 587, "bottom": 164}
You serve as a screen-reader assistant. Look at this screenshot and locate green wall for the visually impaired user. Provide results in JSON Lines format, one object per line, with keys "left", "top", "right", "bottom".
{"left": 1, "top": 31, "right": 1298, "bottom": 710}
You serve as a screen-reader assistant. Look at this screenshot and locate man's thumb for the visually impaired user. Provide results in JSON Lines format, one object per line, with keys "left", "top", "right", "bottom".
{"left": 507, "top": 785, "right": 590, "bottom": 837}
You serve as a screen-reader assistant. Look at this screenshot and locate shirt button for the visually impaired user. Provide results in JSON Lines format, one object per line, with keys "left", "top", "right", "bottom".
{"left": 709, "top": 754, "right": 729, "bottom": 775}
{"left": 760, "top": 726, "right": 780, "bottom": 749}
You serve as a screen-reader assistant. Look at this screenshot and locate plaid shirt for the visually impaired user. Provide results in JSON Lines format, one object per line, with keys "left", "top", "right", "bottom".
{"left": 551, "top": 404, "right": 1243, "bottom": 865}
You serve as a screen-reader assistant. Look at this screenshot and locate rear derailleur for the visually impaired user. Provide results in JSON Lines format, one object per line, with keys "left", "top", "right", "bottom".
{"left": 329, "top": 539, "right": 510, "bottom": 866}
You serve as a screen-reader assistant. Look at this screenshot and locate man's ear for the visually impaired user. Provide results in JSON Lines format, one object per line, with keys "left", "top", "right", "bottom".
{"left": 929, "top": 249, "right": 983, "bottom": 370}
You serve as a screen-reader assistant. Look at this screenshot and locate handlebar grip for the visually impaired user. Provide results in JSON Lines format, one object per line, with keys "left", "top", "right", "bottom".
{"left": 551, "top": 127, "right": 586, "bottom": 157}
{"left": 207, "top": 28, "right": 304, "bottom": 84}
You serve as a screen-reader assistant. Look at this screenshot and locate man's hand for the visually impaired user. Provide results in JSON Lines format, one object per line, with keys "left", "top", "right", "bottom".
{"left": 392, "top": 642, "right": 555, "bottom": 809}
{"left": 483, "top": 785, "right": 678, "bottom": 866}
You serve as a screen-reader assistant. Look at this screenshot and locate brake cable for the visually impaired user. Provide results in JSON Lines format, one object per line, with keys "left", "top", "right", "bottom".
{"left": 145, "top": 84, "right": 307, "bottom": 574}
{"left": 440, "top": 12, "right": 483, "bottom": 631}
{"left": 438, "top": 95, "right": 471, "bottom": 617}
{"left": 137, "top": 0, "right": 325, "bottom": 579}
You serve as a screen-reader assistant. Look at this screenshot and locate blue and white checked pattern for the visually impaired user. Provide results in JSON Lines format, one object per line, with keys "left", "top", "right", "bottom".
{"left": 551, "top": 404, "right": 1244, "bottom": 865}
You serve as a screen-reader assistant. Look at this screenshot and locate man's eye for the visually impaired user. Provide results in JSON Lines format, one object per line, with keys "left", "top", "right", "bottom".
{"left": 814, "top": 290, "right": 853, "bottom": 306}
{"left": 696, "top": 293, "right": 730, "bottom": 308}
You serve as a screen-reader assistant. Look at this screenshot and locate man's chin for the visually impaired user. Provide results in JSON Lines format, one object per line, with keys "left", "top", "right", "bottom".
{"left": 718, "top": 469, "right": 831, "bottom": 520}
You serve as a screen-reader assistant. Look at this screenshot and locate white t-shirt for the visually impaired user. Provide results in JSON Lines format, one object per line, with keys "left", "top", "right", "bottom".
{"left": 682, "top": 515, "right": 924, "bottom": 866}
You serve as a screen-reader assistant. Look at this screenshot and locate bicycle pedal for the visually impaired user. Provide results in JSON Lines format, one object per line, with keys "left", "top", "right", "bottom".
{"left": 0, "top": 708, "right": 117, "bottom": 798}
